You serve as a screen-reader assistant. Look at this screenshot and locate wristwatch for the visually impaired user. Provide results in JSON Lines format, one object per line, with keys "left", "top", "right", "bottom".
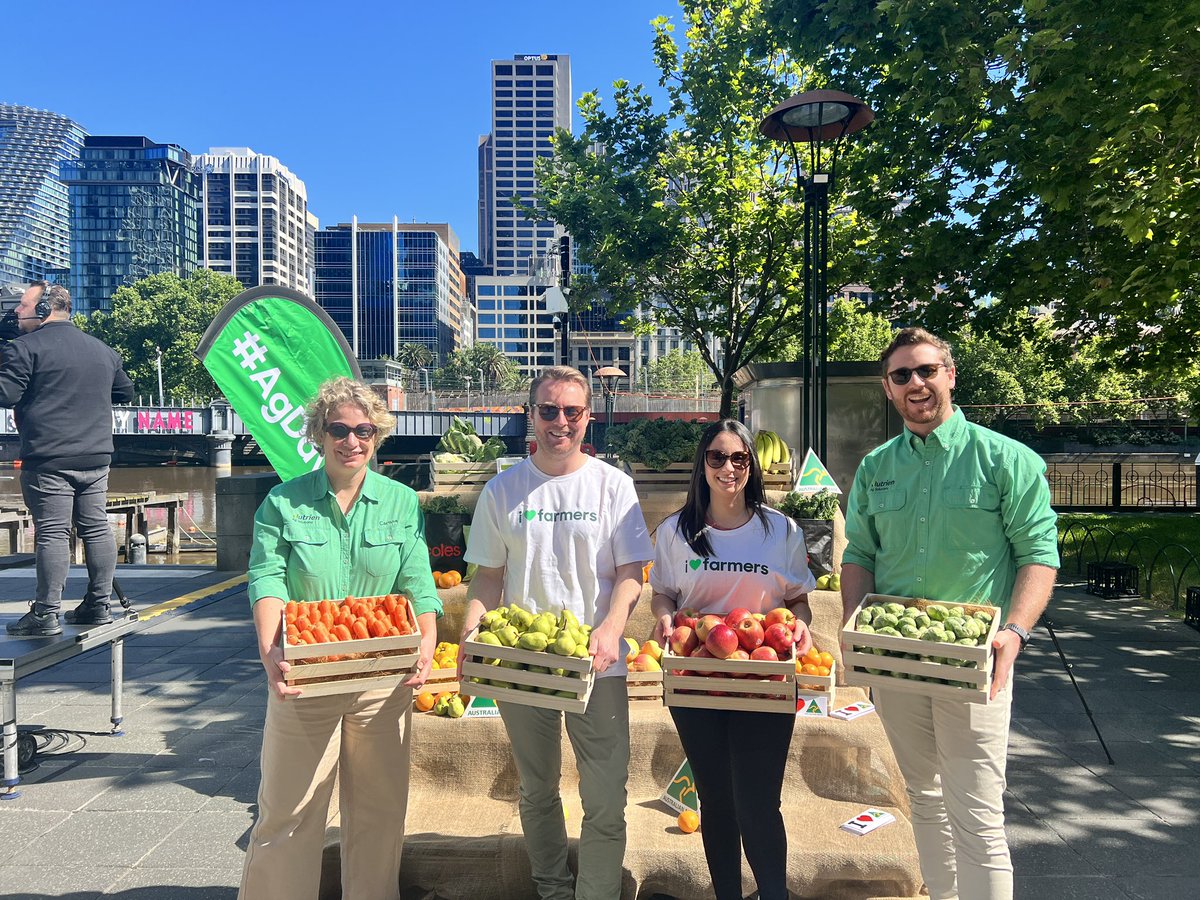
{"left": 999, "top": 622, "right": 1031, "bottom": 650}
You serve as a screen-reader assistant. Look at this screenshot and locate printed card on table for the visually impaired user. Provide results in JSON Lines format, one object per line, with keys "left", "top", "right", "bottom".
{"left": 830, "top": 702, "right": 876, "bottom": 721}
{"left": 840, "top": 808, "right": 896, "bottom": 836}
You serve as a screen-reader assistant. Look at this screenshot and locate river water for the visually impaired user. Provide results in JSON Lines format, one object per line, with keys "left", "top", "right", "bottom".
{"left": 0, "top": 464, "right": 271, "bottom": 565}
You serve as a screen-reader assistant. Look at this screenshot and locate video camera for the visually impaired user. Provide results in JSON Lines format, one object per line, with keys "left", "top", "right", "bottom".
{"left": 0, "top": 284, "right": 25, "bottom": 341}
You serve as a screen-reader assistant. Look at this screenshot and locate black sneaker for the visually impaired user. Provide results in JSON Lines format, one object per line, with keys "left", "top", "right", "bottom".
{"left": 65, "top": 602, "right": 113, "bottom": 626}
{"left": 6, "top": 609, "right": 63, "bottom": 637}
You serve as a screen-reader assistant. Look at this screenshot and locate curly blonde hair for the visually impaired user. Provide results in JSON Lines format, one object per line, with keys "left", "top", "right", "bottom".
{"left": 304, "top": 377, "right": 394, "bottom": 455}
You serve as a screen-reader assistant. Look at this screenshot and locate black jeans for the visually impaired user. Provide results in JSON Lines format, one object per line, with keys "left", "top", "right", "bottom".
{"left": 669, "top": 705, "right": 795, "bottom": 900}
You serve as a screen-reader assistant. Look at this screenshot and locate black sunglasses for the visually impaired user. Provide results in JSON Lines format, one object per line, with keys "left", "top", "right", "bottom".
{"left": 887, "top": 363, "right": 949, "bottom": 385}
{"left": 326, "top": 422, "right": 379, "bottom": 440}
{"left": 535, "top": 404, "right": 588, "bottom": 423}
{"left": 704, "top": 450, "right": 752, "bottom": 470}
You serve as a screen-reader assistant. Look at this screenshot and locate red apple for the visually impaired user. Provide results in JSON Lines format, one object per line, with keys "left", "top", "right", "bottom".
{"left": 669, "top": 625, "right": 699, "bottom": 657}
{"left": 690, "top": 645, "right": 714, "bottom": 658}
{"left": 764, "top": 622, "right": 796, "bottom": 657}
{"left": 674, "top": 607, "right": 700, "bottom": 630}
{"left": 695, "top": 614, "right": 724, "bottom": 642}
{"left": 736, "top": 617, "right": 764, "bottom": 652}
{"left": 750, "top": 646, "right": 779, "bottom": 662}
{"left": 705, "top": 623, "right": 739, "bottom": 659}
{"left": 764, "top": 607, "right": 797, "bottom": 630}
{"left": 724, "top": 607, "right": 753, "bottom": 628}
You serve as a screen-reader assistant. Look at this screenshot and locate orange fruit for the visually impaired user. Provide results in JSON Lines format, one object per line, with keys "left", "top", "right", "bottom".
{"left": 677, "top": 810, "right": 700, "bottom": 834}
{"left": 818, "top": 651, "right": 835, "bottom": 669}
{"left": 414, "top": 692, "right": 435, "bottom": 712}
{"left": 801, "top": 663, "right": 820, "bottom": 676}
{"left": 816, "top": 665, "right": 831, "bottom": 677}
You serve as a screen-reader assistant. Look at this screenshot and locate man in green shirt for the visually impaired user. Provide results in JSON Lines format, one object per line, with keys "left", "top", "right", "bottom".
{"left": 842, "top": 327, "right": 1058, "bottom": 900}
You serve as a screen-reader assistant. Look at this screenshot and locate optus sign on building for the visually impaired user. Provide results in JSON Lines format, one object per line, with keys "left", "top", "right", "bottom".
{"left": 196, "top": 287, "right": 360, "bottom": 481}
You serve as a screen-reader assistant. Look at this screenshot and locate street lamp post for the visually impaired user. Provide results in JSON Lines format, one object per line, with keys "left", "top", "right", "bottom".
{"left": 156, "top": 346, "right": 165, "bottom": 407}
{"left": 476, "top": 367, "right": 486, "bottom": 410}
{"left": 761, "top": 90, "right": 873, "bottom": 461}
{"left": 464, "top": 375, "right": 472, "bottom": 414}
{"left": 595, "top": 365, "right": 626, "bottom": 461}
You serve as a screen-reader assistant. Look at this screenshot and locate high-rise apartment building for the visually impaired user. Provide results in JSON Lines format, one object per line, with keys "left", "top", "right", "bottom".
{"left": 61, "top": 136, "right": 201, "bottom": 314}
{"left": 314, "top": 218, "right": 465, "bottom": 363}
{"left": 479, "top": 53, "right": 571, "bottom": 276}
{"left": 0, "top": 105, "right": 86, "bottom": 287}
{"left": 474, "top": 275, "right": 562, "bottom": 376}
{"left": 193, "top": 147, "right": 311, "bottom": 292}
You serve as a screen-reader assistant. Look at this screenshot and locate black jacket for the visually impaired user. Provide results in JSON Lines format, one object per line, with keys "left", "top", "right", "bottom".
{"left": 0, "top": 321, "right": 135, "bottom": 471}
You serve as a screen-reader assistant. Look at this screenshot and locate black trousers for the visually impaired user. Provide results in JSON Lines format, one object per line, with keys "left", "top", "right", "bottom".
{"left": 669, "top": 705, "right": 795, "bottom": 900}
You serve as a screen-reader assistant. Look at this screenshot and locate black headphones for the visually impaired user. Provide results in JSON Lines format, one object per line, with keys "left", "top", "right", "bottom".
{"left": 34, "top": 285, "right": 54, "bottom": 320}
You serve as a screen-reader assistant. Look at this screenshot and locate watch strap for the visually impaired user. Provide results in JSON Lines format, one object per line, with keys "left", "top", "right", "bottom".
{"left": 999, "top": 622, "right": 1030, "bottom": 649}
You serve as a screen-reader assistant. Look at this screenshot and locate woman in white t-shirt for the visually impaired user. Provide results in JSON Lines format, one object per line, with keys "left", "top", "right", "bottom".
{"left": 650, "top": 419, "right": 815, "bottom": 900}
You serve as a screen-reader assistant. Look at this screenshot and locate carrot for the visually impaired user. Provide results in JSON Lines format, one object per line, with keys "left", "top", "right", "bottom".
{"left": 299, "top": 629, "right": 316, "bottom": 645}
{"left": 369, "top": 618, "right": 390, "bottom": 638}
{"left": 332, "top": 623, "right": 352, "bottom": 642}
{"left": 382, "top": 595, "right": 398, "bottom": 614}
{"left": 311, "top": 623, "right": 331, "bottom": 643}
{"left": 351, "top": 619, "right": 370, "bottom": 641}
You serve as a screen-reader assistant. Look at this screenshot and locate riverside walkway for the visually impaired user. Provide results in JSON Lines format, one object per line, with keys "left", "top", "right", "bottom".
{"left": 0, "top": 567, "right": 1196, "bottom": 899}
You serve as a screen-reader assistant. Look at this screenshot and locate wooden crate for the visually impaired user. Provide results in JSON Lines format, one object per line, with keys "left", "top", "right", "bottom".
{"left": 424, "top": 666, "right": 461, "bottom": 695}
{"left": 841, "top": 593, "right": 1002, "bottom": 704}
{"left": 796, "top": 659, "right": 836, "bottom": 716}
{"left": 763, "top": 455, "right": 795, "bottom": 491}
{"left": 626, "top": 462, "right": 693, "bottom": 489}
{"left": 461, "top": 627, "right": 595, "bottom": 714}
{"left": 627, "top": 669, "right": 663, "bottom": 701}
{"left": 281, "top": 604, "right": 421, "bottom": 698}
{"left": 430, "top": 456, "right": 499, "bottom": 491}
{"left": 663, "top": 647, "right": 797, "bottom": 714}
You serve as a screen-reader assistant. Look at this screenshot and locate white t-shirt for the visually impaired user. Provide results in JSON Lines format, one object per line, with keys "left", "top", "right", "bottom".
{"left": 650, "top": 507, "right": 816, "bottom": 617}
{"left": 465, "top": 455, "right": 653, "bottom": 678}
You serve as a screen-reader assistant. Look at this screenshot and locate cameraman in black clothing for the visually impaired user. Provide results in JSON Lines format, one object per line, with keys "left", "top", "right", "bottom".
{"left": 1, "top": 282, "right": 134, "bottom": 636}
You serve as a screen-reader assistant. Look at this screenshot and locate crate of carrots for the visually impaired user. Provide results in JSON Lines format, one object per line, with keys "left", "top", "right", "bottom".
{"left": 281, "top": 595, "right": 421, "bottom": 697}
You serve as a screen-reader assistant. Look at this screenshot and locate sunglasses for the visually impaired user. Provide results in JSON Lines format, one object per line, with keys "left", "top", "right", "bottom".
{"left": 704, "top": 450, "right": 752, "bottom": 470}
{"left": 326, "top": 422, "right": 379, "bottom": 440}
{"left": 535, "top": 404, "right": 588, "bottom": 423}
{"left": 887, "top": 363, "right": 949, "bottom": 385}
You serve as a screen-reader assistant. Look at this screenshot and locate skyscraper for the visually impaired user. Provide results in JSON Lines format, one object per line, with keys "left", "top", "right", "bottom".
{"left": 314, "top": 219, "right": 466, "bottom": 363}
{"left": 0, "top": 105, "right": 86, "bottom": 287}
{"left": 480, "top": 54, "right": 571, "bottom": 277}
{"left": 61, "top": 136, "right": 201, "bottom": 314}
{"left": 193, "top": 147, "right": 312, "bottom": 292}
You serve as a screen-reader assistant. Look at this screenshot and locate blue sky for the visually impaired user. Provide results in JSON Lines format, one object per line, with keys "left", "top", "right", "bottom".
{"left": 6, "top": 0, "right": 676, "bottom": 255}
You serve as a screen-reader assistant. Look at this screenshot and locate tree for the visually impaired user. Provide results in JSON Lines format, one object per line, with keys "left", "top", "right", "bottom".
{"left": 435, "top": 343, "right": 528, "bottom": 392}
{"left": 535, "top": 0, "right": 822, "bottom": 418}
{"left": 395, "top": 342, "right": 434, "bottom": 370}
{"left": 645, "top": 349, "right": 712, "bottom": 394}
{"left": 79, "top": 270, "right": 242, "bottom": 400}
{"left": 761, "top": 0, "right": 1200, "bottom": 371}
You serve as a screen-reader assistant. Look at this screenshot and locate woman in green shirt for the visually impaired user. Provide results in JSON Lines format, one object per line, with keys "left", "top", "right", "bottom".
{"left": 239, "top": 376, "right": 441, "bottom": 900}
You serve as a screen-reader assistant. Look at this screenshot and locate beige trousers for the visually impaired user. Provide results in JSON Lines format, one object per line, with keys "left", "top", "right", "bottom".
{"left": 498, "top": 677, "right": 631, "bottom": 900}
{"left": 874, "top": 680, "right": 1014, "bottom": 900}
{"left": 239, "top": 685, "right": 414, "bottom": 900}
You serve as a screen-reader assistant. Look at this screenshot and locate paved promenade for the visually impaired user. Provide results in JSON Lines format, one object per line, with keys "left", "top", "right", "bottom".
{"left": 1, "top": 566, "right": 1197, "bottom": 899}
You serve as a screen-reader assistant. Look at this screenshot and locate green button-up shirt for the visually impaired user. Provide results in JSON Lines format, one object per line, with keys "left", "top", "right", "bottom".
{"left": 843, "top": 408, "right": 1059, "bottom": 615}
{"left": 247, "top": 466, "right": 442, "bottom": 618}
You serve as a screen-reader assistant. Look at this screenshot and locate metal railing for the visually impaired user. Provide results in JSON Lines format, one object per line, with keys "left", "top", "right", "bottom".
{"left": 1046, "top": 461, "right": 1198, "bottom": 511}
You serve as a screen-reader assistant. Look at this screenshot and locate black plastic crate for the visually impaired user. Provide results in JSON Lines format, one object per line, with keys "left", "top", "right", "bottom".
{"left": 1086, "top": 561, "right": 1140, "bottom": 599}
{"left": 1186, "top": 587, "right": 1200, "bottom": 631}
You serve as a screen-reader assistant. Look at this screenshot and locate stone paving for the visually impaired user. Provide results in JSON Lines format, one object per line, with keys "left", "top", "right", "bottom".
{"left": 1, "top": 565, "right": 1197, "bottom": 899}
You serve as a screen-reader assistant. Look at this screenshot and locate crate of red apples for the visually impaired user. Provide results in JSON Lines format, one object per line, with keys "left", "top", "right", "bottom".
{"left": 662, "top": 606, "right": 800, "bottom": 714}
{"left": 281, "top": 595, "right": 421, "bottom": 697}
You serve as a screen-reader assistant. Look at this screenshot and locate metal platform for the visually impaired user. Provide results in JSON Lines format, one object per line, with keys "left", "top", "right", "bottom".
{"left": 1, "top": 609, "right": 139, "bottom": 798}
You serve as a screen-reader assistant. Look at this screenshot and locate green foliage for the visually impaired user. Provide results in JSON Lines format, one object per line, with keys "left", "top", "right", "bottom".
{"left": 395, "top": 343, "right": 435, "bottom": 370}
{"left": 534, "top": 0, "right": 819, "bottom": 417}
{"left": 435, "top": 343, "right": 528, "bottom": 392}
{"left": 78, "top": 270, "right": 242, "bottom": 400}
{"left": 776, "top": 488, "right": 839, "bottom": 520}
{"left": 606, "top": 417, "right": 706, "bottom": 470}
{"left": 419, "top": 494, "right": 472, "bottom": 516}
{"left": 771, "top": 296, "right": 896, "bottom": 363}
{"left": 645, "top": 349, "right": 713, "bottom": 393}
{"left": 761, "top": 0, "right": 1200, "bottom": 373}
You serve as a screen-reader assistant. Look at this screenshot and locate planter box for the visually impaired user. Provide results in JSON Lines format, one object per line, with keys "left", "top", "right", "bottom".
{"left": 841, "top": 594, "right": 1002, "bottom": 704}
{"left": 796, "top": 660, "right": 836, "bottom": 717}
{"left": 282, "top": 604, "right": 421, "bottom": 698}
{"left": 663, "top": 647, "right": 797, "bottom": 714}
{"left": 429, "top": 456, "right": 499, "bottom": 492}
{"left": 626, "top": 669, "right": 663, "bottom": 701}
{"left": 461, "top": 626, "right": 595, "bottom": 714}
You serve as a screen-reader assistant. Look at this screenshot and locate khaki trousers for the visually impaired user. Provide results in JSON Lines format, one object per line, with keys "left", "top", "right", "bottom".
{"left": 498, "top": 676, "right": 630, "bottom": 900}
{"left": 874, "top": 680, "right": 1013, "bottom": 900}
{"left": 239, "top": 685, "right": 414, "bottom": 900}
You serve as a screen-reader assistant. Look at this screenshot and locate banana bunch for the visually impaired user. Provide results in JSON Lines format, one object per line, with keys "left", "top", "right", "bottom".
{"left": 754, "top": 430, "right": 790, "bottom": 470}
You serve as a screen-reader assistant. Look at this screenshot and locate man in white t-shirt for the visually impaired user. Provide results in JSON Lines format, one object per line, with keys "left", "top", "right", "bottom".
{"left": 461, "top": 365, "right": 652, "bottom": 900}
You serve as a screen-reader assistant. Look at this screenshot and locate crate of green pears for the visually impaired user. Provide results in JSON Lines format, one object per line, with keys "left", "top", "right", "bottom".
{"left": 841, "top": 594, "right": 1003, "bottom": 704}
{"left": 462, "top": 603, "right": 596, "bottom": 714}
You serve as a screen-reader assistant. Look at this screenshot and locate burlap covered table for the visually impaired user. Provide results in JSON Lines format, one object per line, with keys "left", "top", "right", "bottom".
{"left": 319, "top": 587, "right": 923, "bottom": 899}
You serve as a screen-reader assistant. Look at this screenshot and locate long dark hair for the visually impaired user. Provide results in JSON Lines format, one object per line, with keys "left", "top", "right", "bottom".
{"left": 676, "top": 419, "right": 771, "bottom": 558}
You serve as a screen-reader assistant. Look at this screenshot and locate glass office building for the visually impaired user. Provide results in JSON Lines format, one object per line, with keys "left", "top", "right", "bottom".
{"left": 0, "top": 105, "right": 86, "bottom": 288}
{"left": 61, "top": 136, "right": 201, "bottom": 314}
{"left": 314, "top": 219, "right": 465, "bottom": 363}
{"left": 474, "top": 275, "right": 561, "bottom": 376}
